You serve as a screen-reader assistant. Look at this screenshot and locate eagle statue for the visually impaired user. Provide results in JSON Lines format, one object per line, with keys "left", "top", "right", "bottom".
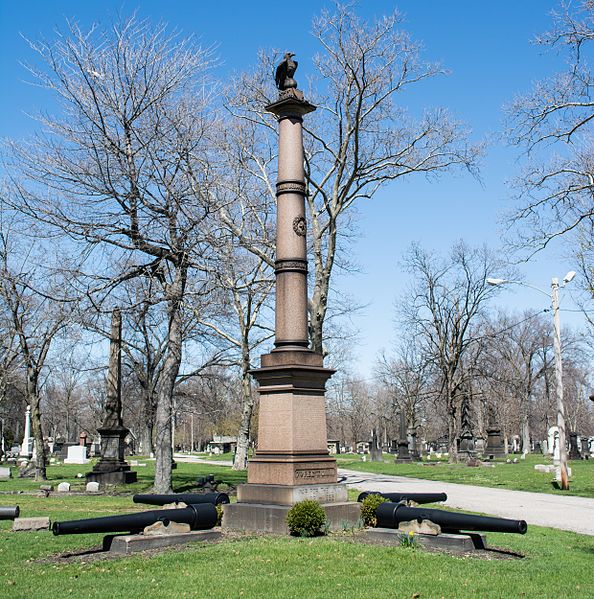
{"left": 275, "top": 52, "right": 298, "bottom": 90}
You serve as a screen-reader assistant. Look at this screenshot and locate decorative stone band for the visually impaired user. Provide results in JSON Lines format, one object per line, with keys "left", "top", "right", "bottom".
{"left": 275, "top": 258, "right": 307, "bottom": 274}
{"left": 276, "top": 179, "right": 306, "bottom": 197}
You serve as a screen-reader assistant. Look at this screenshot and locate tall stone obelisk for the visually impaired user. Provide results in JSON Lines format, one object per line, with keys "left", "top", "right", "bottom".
{"left": 86, "top": 309, "right": 137, "bottom": 487}
{"left": 223, "top": 53, "right": 359, "bottom": 532}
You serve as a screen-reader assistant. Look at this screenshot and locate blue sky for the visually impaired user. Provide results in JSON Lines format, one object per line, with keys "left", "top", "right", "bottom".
{"left": 0, "top": 1, "right": 587, "bottom": 376}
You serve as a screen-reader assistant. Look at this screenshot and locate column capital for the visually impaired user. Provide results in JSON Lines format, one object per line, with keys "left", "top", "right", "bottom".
{"left": 266, "top": 89, "right": 316, "bottom": 118}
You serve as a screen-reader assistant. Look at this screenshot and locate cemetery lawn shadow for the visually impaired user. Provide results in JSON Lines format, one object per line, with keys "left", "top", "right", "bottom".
{"left": 0, "top": 491, "right": 593, "bottom": 599}
{"left": 336, "top": 453, "right": 594, "bottom": 498}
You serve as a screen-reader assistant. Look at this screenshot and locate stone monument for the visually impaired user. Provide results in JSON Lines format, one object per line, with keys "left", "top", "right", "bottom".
{"left": 86, "top": 309, "right": 137, "bottom": 487}
{"left": 485, "top": 404, "right": 505, "bottom": 459}
{"left": 223, "top": 53, "right": 359, "bottom": 533}
{"left": 458, "top": 392, "right": 476, "bottom": 460}
{"left": 568, "top": 432, "right": 581, "bottom": 460}
{"left": 19, "top": 406, "right": 33, "bottom": 459}
{"left": 395, "top": 412, "right": 412, "bottom": 463}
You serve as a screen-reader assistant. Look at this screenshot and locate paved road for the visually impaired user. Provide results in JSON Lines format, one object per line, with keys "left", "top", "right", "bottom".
{"left": 339, "top": 468, "right": 594, "bottom": 536}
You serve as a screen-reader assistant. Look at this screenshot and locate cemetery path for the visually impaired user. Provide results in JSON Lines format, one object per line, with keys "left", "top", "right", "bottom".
{"left": 339, "top": 468, "right": 594, "bottom": 536}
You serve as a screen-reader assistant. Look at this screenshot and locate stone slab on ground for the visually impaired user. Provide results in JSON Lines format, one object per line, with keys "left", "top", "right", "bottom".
{"left": 12, "top": 517, "right": 50, "bottom": 531}
{"left": 365, "top": 527, "right": 487, "bottom": 553}
{"left": 104, "top": 530, "right": 221, "bottom": 554}
{"left": 223, "top": 501, "right": 361, "bottom": 534}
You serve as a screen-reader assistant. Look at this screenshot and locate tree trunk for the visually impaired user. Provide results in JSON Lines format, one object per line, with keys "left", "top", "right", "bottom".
{"left": 233, "top": 353, "right": 254, "bottom": 471}
{"left": 520, "top": 412, "right": 531, "bottom": 454}
{"left": 30, "top": 395, "right": 47, "bottom": 481}
{"left": 153, "top": 268, "right": 186, "bottom": 493}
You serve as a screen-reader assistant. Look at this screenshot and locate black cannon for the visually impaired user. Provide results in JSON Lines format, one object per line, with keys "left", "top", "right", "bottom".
{"left": 357, "top": 491, "right": 447, "bottom": 504}
{"left": 133, "top": 492, "right": 229, "bottom": 506}
{"left": 52, "top": 503, "right": 217, "bottom": 536}
{"left": 375, "top": 502, "right": 527, "bottom": 534}
{"left": 0, "top": 505, "right": 20, "bottom": 520}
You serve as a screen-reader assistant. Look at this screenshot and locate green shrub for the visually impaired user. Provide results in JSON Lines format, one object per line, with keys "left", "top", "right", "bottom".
{"left": 286, "top": 500, "right": 327, "bottom": 537}
{"left": 360, "top": 493, "right": 389, "bottom": 527}
{"left": 215, "top": 504, "right": 224, "bottom": 526}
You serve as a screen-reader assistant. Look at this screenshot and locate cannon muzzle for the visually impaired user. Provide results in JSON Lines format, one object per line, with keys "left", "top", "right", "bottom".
{"left": 376, "top": 502, "right": 527, "bottom": 534}
{"left": 357, "top": 491, "right": 447, "bottom": 504}
{"left": 0, "top": 506, "right": 20, "bottom": 520}
{"left": 52, "top": 503, "right": 217, "bottom": 536}
{"left": 133, "top": 492, "right": 229, "bottom": 506}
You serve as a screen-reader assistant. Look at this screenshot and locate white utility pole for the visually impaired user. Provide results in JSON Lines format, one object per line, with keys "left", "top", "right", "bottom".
{"left": 551, "top": 278, "right": 569, "bottom": 490}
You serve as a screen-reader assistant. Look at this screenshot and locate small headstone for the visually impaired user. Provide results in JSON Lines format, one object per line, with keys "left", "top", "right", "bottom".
{"left": 76, "top": 473, "right": 84, "bottom": 478}
{"left": 39, "top": 484, "right": 54, "bottom": 492}
{"left": 57, "top": 482, "right": 71, "bottom": 493}
{"left": 0, "top": 466, "right": 12, "bottom": 480}
{"left": 86, "top": 481, "right": 100, "bottom": 493}
{"left": 12, "top": 517, "right": 50, "bottom": 531}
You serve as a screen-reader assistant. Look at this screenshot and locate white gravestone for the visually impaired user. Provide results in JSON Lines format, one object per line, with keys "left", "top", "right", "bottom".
{"left": 19, "top": 406, "right": 33, "bottom": 458}
{"left": 64, "top": 445, "right": 89, "bottom": 465}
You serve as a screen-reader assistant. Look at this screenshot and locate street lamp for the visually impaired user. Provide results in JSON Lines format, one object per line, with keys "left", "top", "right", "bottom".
{"left": 487, "top": 271, "right": 576, "bottom": 490}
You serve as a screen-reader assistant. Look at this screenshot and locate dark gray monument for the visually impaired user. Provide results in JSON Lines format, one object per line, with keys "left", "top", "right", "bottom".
{"left": 568, "top": 432, "right": 581, "bottom": 460}
{"left": 395, "top": 412, "right": 412, "bottom": 463}
{"left": 485, "top": 404, "right": 506, "bottom": 459}
{"left": 87, "top": 309, "right": 137, "bottom": 487}
{"left": 458, "top": 392, "right": 476, "bottom": 460}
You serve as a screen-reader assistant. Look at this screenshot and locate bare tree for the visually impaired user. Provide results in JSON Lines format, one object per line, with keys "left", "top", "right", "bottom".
{"left": 227, "top": 5, "right": 480, "bottom": 356}
{"left": 507, "top": 1, "right": 594, "bottom": 301}
{"left": 5, "top": 17, "right": 220, "bottom": 492}
{"left": 400, "top": 242, "right": 505, "bottom": 461}
{"left": 0, "top": 219, "right": 71, "bottom": 479}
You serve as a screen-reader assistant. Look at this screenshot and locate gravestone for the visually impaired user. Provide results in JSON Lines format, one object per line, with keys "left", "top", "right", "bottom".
{"left": 64, "top": 445, "right": 88, "bottom": 465}
{"left": 0, "top": 466, "right": 12, "bottom": 480}
{"left": 57, "top": 482, "right": 70, "bottom": 492}
{"left": 370, "top": 428, "right": 382, "bottom": 462}
{"left": 568, "top": 432, "right": 581, "bottom": 460}
{"left": 485, "top": 405, "right": 506, "bottom": 459}
{"left": 394, "top": 412, "right": 412, "bottom": 463}
{"left": 86, "top": 481, "right": 100, "bottom": 493}
{"left": 19, "top": 406, "right": 33, "bottom": 459}
{"left": 458, "top": 392, "right": 476, "bottom": 460}
{"left": 86, "top": 309, "right": 137, "bottom": 487}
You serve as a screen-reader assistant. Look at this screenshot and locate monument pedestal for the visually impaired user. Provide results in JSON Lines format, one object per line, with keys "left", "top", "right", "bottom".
{"left": 223, "top": 351, "right": 360, "bottom": 533}
{"left": 86, "top": 425, "right": 137, "bottom": 487}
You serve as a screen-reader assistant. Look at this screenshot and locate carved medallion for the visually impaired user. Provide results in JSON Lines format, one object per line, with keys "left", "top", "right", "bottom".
{"left": 293, "top": 216, "right": 306, "bottom": 237}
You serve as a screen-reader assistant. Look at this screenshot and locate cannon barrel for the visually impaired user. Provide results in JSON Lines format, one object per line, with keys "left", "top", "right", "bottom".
{"left": 357, "top": 491, "right": 447, "bottom": 504}
{"left": 0, "top": 506, "right": 20, "bottom": 520}
{"left": 52, "top": 503, "right": 217, "bottom": 536}
{"left": 133, "top": 492, "right": 229, "bottom": 506}
{"left": 376, "top": 502, "right": 527, "bottom": 534}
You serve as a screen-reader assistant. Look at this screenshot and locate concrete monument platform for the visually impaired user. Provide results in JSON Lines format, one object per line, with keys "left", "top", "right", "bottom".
{"left": 365, "top": 527, "right": 487, "bottom": 553}
{"left": 223, "top": 501, "right": 360, "bottom": 535}
{"left": 103, "top": 530, "right": 221, "bottom": 554}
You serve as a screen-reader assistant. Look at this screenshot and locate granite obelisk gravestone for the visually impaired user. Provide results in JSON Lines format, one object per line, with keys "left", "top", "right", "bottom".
{"left": 19, "top": 406, "right": 33, "bottom": 460}
{"left": 87, "top": 309, "right": 136, "bottom": 487}
{"left": 223, "top": 53, "right": 359, "bottom": 532}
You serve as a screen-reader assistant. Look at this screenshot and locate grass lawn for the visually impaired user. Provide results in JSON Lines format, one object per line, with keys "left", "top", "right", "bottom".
{"left": 336, "top": 453, "right": 594, "bottom": 498}
{"left": 0, "top": 489, "right": 592, "bottom": 599}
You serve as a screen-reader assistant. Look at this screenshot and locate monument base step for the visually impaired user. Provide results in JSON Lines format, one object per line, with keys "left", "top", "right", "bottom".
{"left": 86, "top": 469, "right": 137, "bottom": 487}
{"left": 222, "top": 501, "right": 361, "bottom": 534}
{"left": 365, "top": 527, "right": 487, "bottom": 553}
{"left": 237, "top": 482, "right": 348, "bottom": 505}
{"left": 103, "top": 530, "right": 221, "bottom": 554}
